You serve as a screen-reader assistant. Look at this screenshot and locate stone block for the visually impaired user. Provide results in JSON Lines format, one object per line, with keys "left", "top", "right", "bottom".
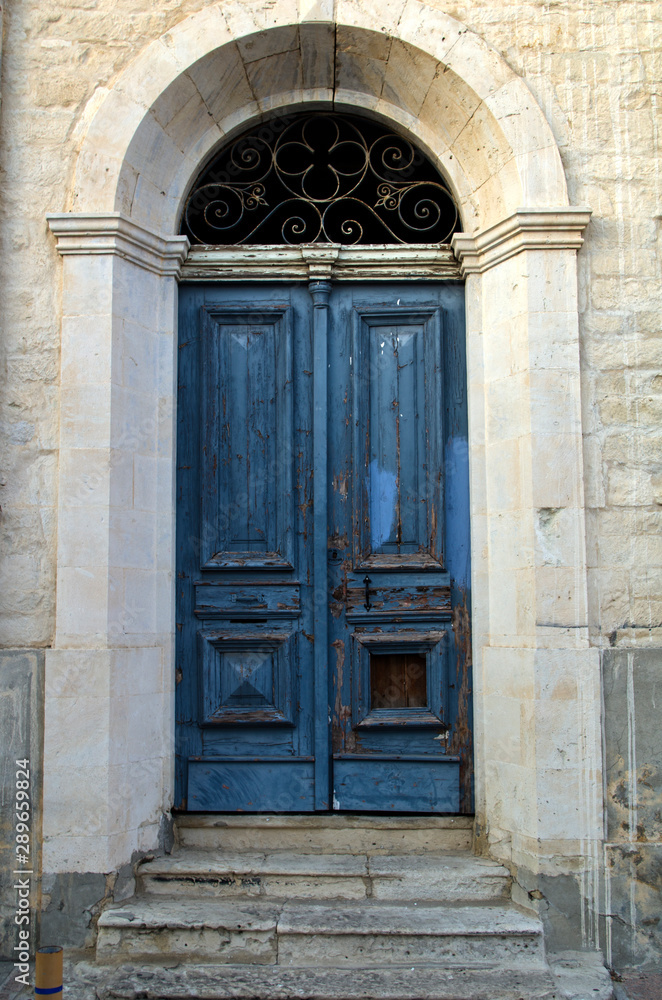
{"left": 277, "top": 901, "right": 544, "bottom": 968}
{"left": 382, "top": 38, "right": 438, "bottom": 118}
{"left": 335, "top": 24, "right": 390, "bottom": 101}
{"left": 452, "top": 102, "right": 514, "bottom": 193}
{"left": 247, "top": 51, "right": 304, "bottom": 111}
{"left": 0, "top": 651, "right": 44, "bottom": 960}
{"left": 166, "top": 6, "right": 232, "bottom": 73}
{"left": 603, "top": 649, "right": 662, "bottom": 844}
{"left": 186, "top": 44, "right": 254, "bottom": 124}
{"left": 55, "top": 566, "right": 111, "bottom": 640}
{"left": 419, "top": 65, "right": 481, "bottom": 147}
{"left": 512, "top": 866, "right": 585, "bottom": 955}
{"left": 175, "top": 813, "right": 473, "bottom": 854}
{"left": 604, "top": 843, "right": 662, "bottom": 971}
{"left": 96, "top": 898, "right": 280, "bottom": 963}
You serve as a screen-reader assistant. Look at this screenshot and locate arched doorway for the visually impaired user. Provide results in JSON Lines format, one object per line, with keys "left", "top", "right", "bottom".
{"left": 175, "top": 111, "right": 472, "bottom": 813}
{"left": 44, "top": 8, "right": 597, "bottom": 951}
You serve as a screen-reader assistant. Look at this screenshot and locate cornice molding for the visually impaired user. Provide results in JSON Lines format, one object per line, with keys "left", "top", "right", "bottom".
{"left": 46, "top": 213, "right": 190, "bottom": 278}
{"left": 47, "top": 211, "right": 590, "bottom": 281}
{"left": 181, "top": 244, "right": 461, "bottom": 282}
{"left": 451, "top": 207, "right": 592, "bottom": 275}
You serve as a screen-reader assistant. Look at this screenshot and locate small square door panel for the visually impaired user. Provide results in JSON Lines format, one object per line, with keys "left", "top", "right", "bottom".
{"left": 353, "top": 629, "right": 449, "bottom": 729}
{"left": 371, "top": 651, "right": 427, "bottom": 708}
{"left": 197, "top": 629, "right": 295, "bottom": 726}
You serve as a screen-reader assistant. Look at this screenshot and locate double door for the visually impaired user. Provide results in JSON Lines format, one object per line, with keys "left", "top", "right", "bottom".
{"left": 176, "top": 281, "right": 471, "bottom": 813}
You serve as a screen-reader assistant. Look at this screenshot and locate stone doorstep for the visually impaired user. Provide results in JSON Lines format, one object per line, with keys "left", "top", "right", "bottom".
{"left": 175, "top": 815, "right": 474, "bottom": 855}
{"left": 63, "top": 955, "right": 615, "bottom": 1000}
{"left": 175, "top": 815, "right": 475, "bottom": 829}
{"left": 96, "top": 897, "right": 544, "bottom": 967}
{"left": 138, "top": 850, "right": 511, "bottom": 902}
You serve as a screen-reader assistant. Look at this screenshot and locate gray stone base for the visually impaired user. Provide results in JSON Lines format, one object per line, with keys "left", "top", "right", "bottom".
{"left": 0, "top": 650, "right": 44, "bottom": 961}
{"left": 601, "top": 649, "right": 662, "bottom": 971}
{"left": 40, "top": 870, "right": 122, "bottom": 952}
{"left": 40, "top": 813, "right": 174, "bottom": 952}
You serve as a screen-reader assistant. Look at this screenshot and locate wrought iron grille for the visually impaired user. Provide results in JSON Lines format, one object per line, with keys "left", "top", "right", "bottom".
{"left": 181, "top": 112, "right": 459, "bottom": 246}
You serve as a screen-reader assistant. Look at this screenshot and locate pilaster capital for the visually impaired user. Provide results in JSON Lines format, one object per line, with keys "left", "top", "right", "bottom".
{"left": 46, "top": 212, "right": 190, "bottom": 278}
{"left": 451, "top": 207, "right": 592, "bottom": 275}
{"left": 300, "top": 244, "right": 340, "bottom": 281}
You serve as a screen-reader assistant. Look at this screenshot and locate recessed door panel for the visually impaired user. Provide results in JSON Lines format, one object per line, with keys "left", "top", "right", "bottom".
{"left": 197, "top": 628, "right": 296, "bottom": 726}
{"left": 352, "top": 308, "right": 443, "bottom": 568}
{"left": 200, "top": 306, "right": 294, "bottom": 569}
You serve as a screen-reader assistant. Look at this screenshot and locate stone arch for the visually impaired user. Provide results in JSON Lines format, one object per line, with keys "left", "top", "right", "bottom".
{"left": 69, "top": 2, "right": 568, "bottom": 234}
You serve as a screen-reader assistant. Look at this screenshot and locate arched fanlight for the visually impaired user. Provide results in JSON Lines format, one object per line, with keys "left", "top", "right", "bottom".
{"left": 181, "top": 112, "right": 459, "bottom": 246}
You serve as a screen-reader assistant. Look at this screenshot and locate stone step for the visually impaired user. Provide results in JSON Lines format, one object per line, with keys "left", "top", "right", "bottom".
{"left": 66, "top": 954, "right": 615, "bottom": 1000}
{"left": 277, "top": 900, "right": 543, "bottom": 968}
{"left": 138, "top": 850, "right": 510, "bottom": 902}
{"left": 96, "top": 896, "right": 543, "bottom": 968}
{"left": 175, "top": 814, "right": 473, "bottom": 854}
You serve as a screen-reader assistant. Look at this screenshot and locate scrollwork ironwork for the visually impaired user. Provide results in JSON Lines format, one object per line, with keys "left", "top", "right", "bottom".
{"left": 182, "top": 113, "right": 459, "bottom": 246}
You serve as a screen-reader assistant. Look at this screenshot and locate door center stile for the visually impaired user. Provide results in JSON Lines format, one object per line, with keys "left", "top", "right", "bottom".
{"left": 310, "top": 277, "right": 333, "bottom": 810}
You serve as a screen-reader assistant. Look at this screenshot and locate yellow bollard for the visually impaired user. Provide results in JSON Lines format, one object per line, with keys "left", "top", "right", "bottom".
{"left": 35, "top": 946, "right": 63, "bottom": 999}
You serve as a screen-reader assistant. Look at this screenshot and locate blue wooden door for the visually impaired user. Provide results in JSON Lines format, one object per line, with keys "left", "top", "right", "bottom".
{"left": 176, "top": 281, "right": 471, "bottom": 813}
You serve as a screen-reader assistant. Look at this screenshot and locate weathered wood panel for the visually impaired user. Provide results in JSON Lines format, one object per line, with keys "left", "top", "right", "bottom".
{"left": 333, "top": 757, "right": 460, "bottom": 812}
{"left": 188, "top": 760, "right": 315, "bottom": 812}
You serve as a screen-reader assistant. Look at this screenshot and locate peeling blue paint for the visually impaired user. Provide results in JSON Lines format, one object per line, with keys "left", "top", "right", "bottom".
{"left": 445, "top": 435, "right": 470, "bottom": 589}
{"left": 369, "top": 459, "right": 397, "bottom": 548}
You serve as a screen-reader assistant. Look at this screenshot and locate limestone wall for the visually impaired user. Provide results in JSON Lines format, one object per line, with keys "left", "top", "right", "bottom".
{"left": 0, "top": 0, "right": 659, "bottom": 649}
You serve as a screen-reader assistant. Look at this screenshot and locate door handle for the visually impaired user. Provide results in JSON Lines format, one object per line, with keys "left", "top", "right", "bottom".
{"left": 363, "top": 575, "right": 372, "bottom": 611}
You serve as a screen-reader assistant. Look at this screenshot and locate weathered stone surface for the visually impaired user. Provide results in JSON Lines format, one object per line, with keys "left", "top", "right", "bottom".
{"left": 88, "top": 817, "right": 610, "bottom": 986}
{"left": 61, "top": 955, "right": 613, "bottom": 1000}
{"left": 139, "top": 850, "right": 368, "bottom": 900}
{"left": 603, "top": 650, "right": 662, "bottom": 844}
{"left": 97, "top": 897, "right": 282, "bottom": 963}
{"left": 0, "top": 651, "right": 43, "bottom": 961}
{"left": 601, "top": 648, "right": 662, "bottom": 971}
{"left": 368, "top": 853, "right": 510, "bottom": 901}
{"left": 40, "top": 871, "right": 109, "bottom": 951}
{"left": 98, "top": 893, "right": 544, "bottom": 967}
{"left": 548, "top": 951, "right": 615, "bottom": 1000}
{"left": 175, "top": 814, "right": 474, "bottom": 854}
{"left": 138, "top": 849, "right": 510, "bottom": 902}
{"left": 277, "top": 900, "right": 544, "bottom": 968}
